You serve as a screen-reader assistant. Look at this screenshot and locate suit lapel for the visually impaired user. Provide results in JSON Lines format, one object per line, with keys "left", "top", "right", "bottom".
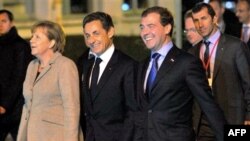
{"left": 91, "top": 50, "right": 119, "bottom": 101}
{"left": 81, "top": 51, "right": 95, "bottom": 112}
{"left": 213, "top": 35, "right": 226, "bottom": 80}
{"left": 139, "top": 57, "right": 150, "bottom": 100}
{"left": 34, "top": 65, "right": 51, "bottom": 84}
{"left": 33, "top": 52, "right": 61, "bottom": 85}
{"left": 29, "top": 60, "right": 39, "bottom": 86}
{"left": 151, "top": 46, "right": 179, "bottom": 92}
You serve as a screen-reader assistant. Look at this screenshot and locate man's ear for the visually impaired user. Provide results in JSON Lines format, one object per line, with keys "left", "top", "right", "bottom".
{"left": 213, "top": 15, "right": 218, "bottom": 25}
{"left": 108, "top": 27, "right": 115, "bottom": 38}
{"left": 164, "top": 24, "right": 172, "bottom": 35}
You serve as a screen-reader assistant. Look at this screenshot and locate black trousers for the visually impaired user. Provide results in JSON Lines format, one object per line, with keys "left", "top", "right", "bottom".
{"left": 0, "top": 114, "right": 21, "bottom": 141}
{"left": 196, "top": 115, "right": 215, "bottom": 141}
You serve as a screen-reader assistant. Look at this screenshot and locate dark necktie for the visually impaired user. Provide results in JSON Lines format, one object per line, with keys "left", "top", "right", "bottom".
{"left": 243, "top": 26, "right": 249, "bottom": 43}
{"left": 146, "top": 53, "right": 161, "bottom": 96}
{"left": 203, "top": 40, "right": 211, "bottom": 78}
{"left": 90, "top": 57, "right": 102, "bottom": 97}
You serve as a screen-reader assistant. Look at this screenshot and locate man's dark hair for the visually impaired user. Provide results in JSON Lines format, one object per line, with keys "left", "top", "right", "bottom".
{"left": 141, "top": 6, "right": 174, "bottom": 36}
{"left": 0, "top": 9, "right": 14, "bottom": 21}
{"left": 82, "top": 11, "right": 114, "bottom": 32}
{"left": 192, "top": 2, "right": 216, "bottom": 18}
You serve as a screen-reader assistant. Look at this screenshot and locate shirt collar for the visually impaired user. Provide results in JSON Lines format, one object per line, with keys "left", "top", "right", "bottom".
{"left": 243, "top": 24, "right": 250, "bottom": 28}
{"left": 151, "top": 41, "right": 173, "bottom": 58}
{"left": 206, "top": 29, "right": 221, "bottom": 45}
{"left": 89, "top": 44, "right": 115, "bottom": 63}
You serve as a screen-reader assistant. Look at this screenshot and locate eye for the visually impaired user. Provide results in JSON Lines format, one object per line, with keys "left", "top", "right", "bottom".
{"left": 148, "top": 24, "right": 155, "bottom": 29}
{"left": 84, "top": 34, "right": 90, "bottom": 39}
{"left": 93, "top": 31, "right": 99, "bottom": 36}
{"left": 139, "top": 25, "right": 144, "bottom": 30}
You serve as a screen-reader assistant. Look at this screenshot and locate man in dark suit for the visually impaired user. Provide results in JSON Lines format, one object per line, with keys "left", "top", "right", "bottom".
{"left": 77, "top": 12, "right": 138, "bottom": 141}
{"left": 136, "top": 6, "right": 226, "bottom": 141}
{"left": 190, "top": 2, "right": 250, "bottom": 141}
{"left": 209, "top": 0, "right": 241, "bottom": 38}
{"left": 0, "top": 9, "right": 32, "bottom": 141}
{"left": 236, "top": 0, "right": 250, "bottom": 47}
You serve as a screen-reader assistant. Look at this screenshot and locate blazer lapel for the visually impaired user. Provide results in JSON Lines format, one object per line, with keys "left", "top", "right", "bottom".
{"left": 139, "top": 57, "right": 150, "bottom": 100}
{"left": 29, "top": 60, "right": 40, "bottom": 86}
{"left": 213, "top": 35, "right": 226, "bottom": 80}
{"left": 33, "top": 52, "right": 61, "bottom": 85}
{"left": 34, "top": 66, "right": 51, "bottom": 85}
{"left": 91, "top": 50, "right": 118, "bottom": 101}
{"left": 151, "top": 46, "right": 179, "bottom": 92}
{"left": 81, "top": 52, "right": 95, "bottom": 112}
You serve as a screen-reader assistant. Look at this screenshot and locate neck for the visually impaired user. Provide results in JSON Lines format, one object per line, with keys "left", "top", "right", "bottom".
{"left": 38, "top": 51, "right": 54, "bottom": 68}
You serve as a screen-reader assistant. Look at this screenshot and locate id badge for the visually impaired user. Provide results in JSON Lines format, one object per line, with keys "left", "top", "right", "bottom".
{"left": 208, "top": 78, "right": 213, "bottom": 87}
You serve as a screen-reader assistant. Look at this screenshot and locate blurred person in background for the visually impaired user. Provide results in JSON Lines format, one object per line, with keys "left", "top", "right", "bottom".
{"left": 236, "top": 0, "right": 250, "bottom": 47}
{"left": 183, "top": 9, "right": 203, "bottom": 51}
{"left": 209, "top": 0, "right": 241, "bottom": 37}
{"left": 0, "top": 9, "right": 32, "bottom": 141}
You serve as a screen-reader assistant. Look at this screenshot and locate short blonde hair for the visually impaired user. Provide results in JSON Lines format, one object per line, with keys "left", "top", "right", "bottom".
{"left": 31, "top": 20, "right": 66, "bottom": 53}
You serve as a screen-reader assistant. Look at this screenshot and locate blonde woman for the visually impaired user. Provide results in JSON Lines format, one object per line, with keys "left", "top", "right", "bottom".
{"left": 17, "top": 21, "right": 80, "bottom": 141}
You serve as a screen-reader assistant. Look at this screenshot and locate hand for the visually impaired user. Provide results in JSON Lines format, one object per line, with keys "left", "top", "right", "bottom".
{"left": 244, "top": 120, "right": 250, "bottom": 125}
{"left": 0, "top": 106, "right": 6, "bottom": 114}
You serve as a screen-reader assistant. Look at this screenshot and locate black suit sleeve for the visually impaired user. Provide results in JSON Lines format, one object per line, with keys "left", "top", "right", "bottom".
{"left": 236, "top": 42, "right": 250, "bottom": 120}
{"left": 185, "top": 57, "right": 226, "bottom": 141}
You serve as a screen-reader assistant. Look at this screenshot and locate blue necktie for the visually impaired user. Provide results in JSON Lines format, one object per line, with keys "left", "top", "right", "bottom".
{"left": 146, "top": 53, "right": 161, "bottom": 95}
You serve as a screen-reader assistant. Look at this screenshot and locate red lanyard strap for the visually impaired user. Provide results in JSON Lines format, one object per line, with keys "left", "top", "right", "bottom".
{"left": 202, "top": 36, "right": 220, "bottom": 70}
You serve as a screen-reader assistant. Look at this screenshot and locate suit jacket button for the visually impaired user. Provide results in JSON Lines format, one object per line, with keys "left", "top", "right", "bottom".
{"left": 148, "top": 109, "right": 152, "bottom": 113}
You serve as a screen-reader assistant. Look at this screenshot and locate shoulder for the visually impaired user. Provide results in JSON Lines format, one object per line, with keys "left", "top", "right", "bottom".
{"left": 114, "top": 49, "right": 137, "bottom": 64}
{"left": 220, "top": 34, "right": 247, "bottom": 50}
{"left": 171, "top": 45, "right": 198, "bottom": 61}
{"left": 56, "top": 55, "right": 76, "bottom": 67}
{"left": 221, "top": 34, "right": 242, "bottom": 44}
{"left": 110, "top": 50, "right": 138, "bottom": 72}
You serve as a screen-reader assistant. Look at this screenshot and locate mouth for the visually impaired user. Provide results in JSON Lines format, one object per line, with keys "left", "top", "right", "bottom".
{"left": 31, "top": 45, "right": 36, "bottom": 49}
{"left": 143, "top": 35, "right": 153, "bottom": 41}
{"left": 198, "top": 28, "right": 206, "bottom": 33}
{"left": 89, "top": 42, "right": 100, "bottom": 49}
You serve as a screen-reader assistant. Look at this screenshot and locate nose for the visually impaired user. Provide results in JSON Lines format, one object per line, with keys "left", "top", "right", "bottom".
{"left": 30, "top": 37, "right": 34, "bottom": 43}
{"left": 140, "top": 27, "right": 149, "bottom": 37}
{"left": 86, "top": 35, "right": 96, "bottom": 46}
{"left": 235, "top": 11, "right": 240, "bottom": 17}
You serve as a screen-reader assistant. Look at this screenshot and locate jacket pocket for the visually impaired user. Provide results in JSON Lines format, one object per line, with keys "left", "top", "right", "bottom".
{"left": 41, "top": 112, "right": 64, "bottom": 126}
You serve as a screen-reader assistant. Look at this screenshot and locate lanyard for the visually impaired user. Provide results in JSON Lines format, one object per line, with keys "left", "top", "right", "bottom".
{"left": 201, "top": 36, "right": 220, "bottom": 71}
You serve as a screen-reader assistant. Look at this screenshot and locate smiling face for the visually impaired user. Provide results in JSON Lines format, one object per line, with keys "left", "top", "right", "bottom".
{"left": 83, "top": 20, "right": 114, "bottom": 56}
{"left": 0, "top": 12, "right": 13, "bottom": 36}
{"left": 30, "top": 27, "right": 55, "bottom": 58}
{"left": 140, "top": 13, "right": 171, "bottom": 51}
